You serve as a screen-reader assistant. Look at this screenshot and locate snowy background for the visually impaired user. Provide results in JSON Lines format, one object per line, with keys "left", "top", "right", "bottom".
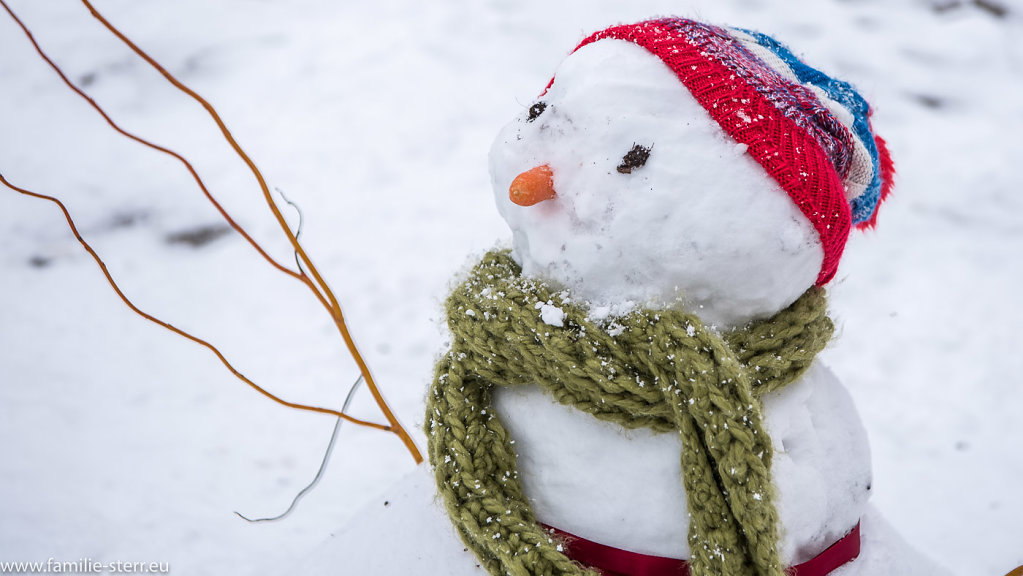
{"left": 1, "top": 0, "right": 1020, "bottom": 574}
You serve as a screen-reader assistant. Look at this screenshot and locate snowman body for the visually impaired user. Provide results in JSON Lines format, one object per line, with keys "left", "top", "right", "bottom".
{"left": 494, "top": 363, "right": 871, "bottom": 566}
{"left": 488, "top": 37, "right": 875, "bottom": 571}
{"left": 323, "top": 17, "right": 950, "bottom": 576}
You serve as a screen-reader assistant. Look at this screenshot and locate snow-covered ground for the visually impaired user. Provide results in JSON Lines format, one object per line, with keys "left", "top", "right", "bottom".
{"left": 1, "top": 0, "right": 1020, "bottom": 574}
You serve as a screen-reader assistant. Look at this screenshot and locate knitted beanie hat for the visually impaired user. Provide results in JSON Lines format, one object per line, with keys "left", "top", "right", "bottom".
{"left": 545, "top": 18, "right": 894, "bottom": 286}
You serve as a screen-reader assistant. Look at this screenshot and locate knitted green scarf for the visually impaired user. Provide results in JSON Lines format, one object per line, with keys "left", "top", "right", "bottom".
{"left": 426, "top": 250, "right": 833, "bottom": 576}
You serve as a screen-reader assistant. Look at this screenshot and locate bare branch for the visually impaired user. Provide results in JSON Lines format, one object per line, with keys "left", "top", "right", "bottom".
{"left": 78, "top": 0, "right": 422, "bottom": 463}
{"left": 0, "top": 0, "right": 306, "bottom": 284}
{"left": 0, "top": 0, "right": 423, "bottom": 464}
{"left": 0, "top": 171, "right": 390, "bottom": 433}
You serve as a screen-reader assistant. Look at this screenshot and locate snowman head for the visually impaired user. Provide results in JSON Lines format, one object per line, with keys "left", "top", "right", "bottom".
{"left": 489, "top": 18, "right": 892, "bottom": 328}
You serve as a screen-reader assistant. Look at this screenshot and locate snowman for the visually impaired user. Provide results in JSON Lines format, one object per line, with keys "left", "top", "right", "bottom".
{"left": 425, "top": 18, "right": 948, "bottom": 576}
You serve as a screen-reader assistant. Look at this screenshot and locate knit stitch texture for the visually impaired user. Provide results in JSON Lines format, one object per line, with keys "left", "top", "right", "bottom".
{"left": 426, "top": 251, "right": 834, "bottom": 576}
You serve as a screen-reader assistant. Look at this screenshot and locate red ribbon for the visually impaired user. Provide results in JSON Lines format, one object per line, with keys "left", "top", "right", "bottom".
{"left": 543, "top": 521, "right": 861, "bottom": 576}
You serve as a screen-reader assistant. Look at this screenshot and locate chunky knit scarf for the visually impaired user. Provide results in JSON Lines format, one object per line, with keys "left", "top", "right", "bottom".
{"left": 426, "top": 250, "right": 833, "bottom": 576}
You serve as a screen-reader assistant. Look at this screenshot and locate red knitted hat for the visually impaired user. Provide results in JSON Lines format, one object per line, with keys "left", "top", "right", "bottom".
{"left": 545, "top": 19, "right": 894, "bottom": 285}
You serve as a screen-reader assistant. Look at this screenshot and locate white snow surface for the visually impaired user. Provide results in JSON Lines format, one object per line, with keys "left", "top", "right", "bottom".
{"left": 299, "top": 464, "right": 944, "bottom": 576}
{"left": 1, "top": 1, "right": 1022, "bottom": 575}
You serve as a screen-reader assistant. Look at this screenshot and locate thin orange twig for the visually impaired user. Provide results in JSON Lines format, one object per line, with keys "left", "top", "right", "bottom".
{"left": 79, "top": 0, "right": 423, "bottom": 463}
{"left": 2, "top": 0, "right": 423, "bottom": 463}
{"left": 0, "top": 0, "right": 323, "bottom": 300}
{"left": 0, "top": 171, "right": 390, "bottom": 433}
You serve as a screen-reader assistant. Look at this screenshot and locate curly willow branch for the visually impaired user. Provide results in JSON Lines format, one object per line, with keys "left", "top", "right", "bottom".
{"left": 0, "top": 172, "right": 387, "bottom": 432}
{"left": 0, "top": 0, "right": 422, "bottom": 463}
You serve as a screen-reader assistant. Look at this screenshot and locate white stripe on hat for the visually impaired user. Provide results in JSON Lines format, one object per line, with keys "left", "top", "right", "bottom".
{"left": 730, "top": 28, "right": 875, "bottom": 202}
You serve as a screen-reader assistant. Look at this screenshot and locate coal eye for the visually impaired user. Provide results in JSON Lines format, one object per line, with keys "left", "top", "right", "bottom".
{"left": 527, "top": 101, "right": 547, "bottom": 122}
{"left": 617, "top": 144, "right": 652, "bottom": 174}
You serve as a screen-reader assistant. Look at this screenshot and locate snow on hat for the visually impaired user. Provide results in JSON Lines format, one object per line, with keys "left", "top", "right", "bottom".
{"left": 548, "top": 18, "right": 894, "bottom": 286}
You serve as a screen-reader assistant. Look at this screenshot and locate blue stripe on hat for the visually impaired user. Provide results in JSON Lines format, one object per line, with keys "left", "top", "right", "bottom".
{"left": 736, "top": 28, "right": 883, "bottom": 225}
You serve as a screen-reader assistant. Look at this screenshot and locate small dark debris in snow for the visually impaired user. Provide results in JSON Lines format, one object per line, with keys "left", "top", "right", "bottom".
{"left": 617, "top": 144, "right": 652, "bottom": 174}
{"left": 28, "top": 255, "right": 51, "bottom": 268}
{"left": 106, "top": 210, "right": 149, "bottom": 231}
{"left": 165, "top": 223, "right": 232, "bottom": 248}
{"left": 910, "top": 93, "right": 946, "bottom": 109}
{"left": 973, "top": 0, "right": 1008, "bottom": 17}
{"left": 931, "top": 0, "right": 1009, "bottom": 17}
{"left": 527, "top": 101, "right": 547, "bottom": 122}
{"left": 931, "top": 1, "right": 962, "bottom": 13}
{"left": 383, "top": 500, "right": 390, "bottom": 507}
{"left": 79, "top": 72, "right": 97, "bottom": 87}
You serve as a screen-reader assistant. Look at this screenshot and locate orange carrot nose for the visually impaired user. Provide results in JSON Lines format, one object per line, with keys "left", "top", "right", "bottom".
{"left": 509, "top": 165, "right": 556, "bottom": 206}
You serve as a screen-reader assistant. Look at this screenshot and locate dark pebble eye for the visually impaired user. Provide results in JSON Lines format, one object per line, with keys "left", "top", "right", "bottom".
{"left": 617, "top": 144, "right": 652, "bottom": 174}
{"left": 527, "top": 101, "right": 547, "bottom": 122}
